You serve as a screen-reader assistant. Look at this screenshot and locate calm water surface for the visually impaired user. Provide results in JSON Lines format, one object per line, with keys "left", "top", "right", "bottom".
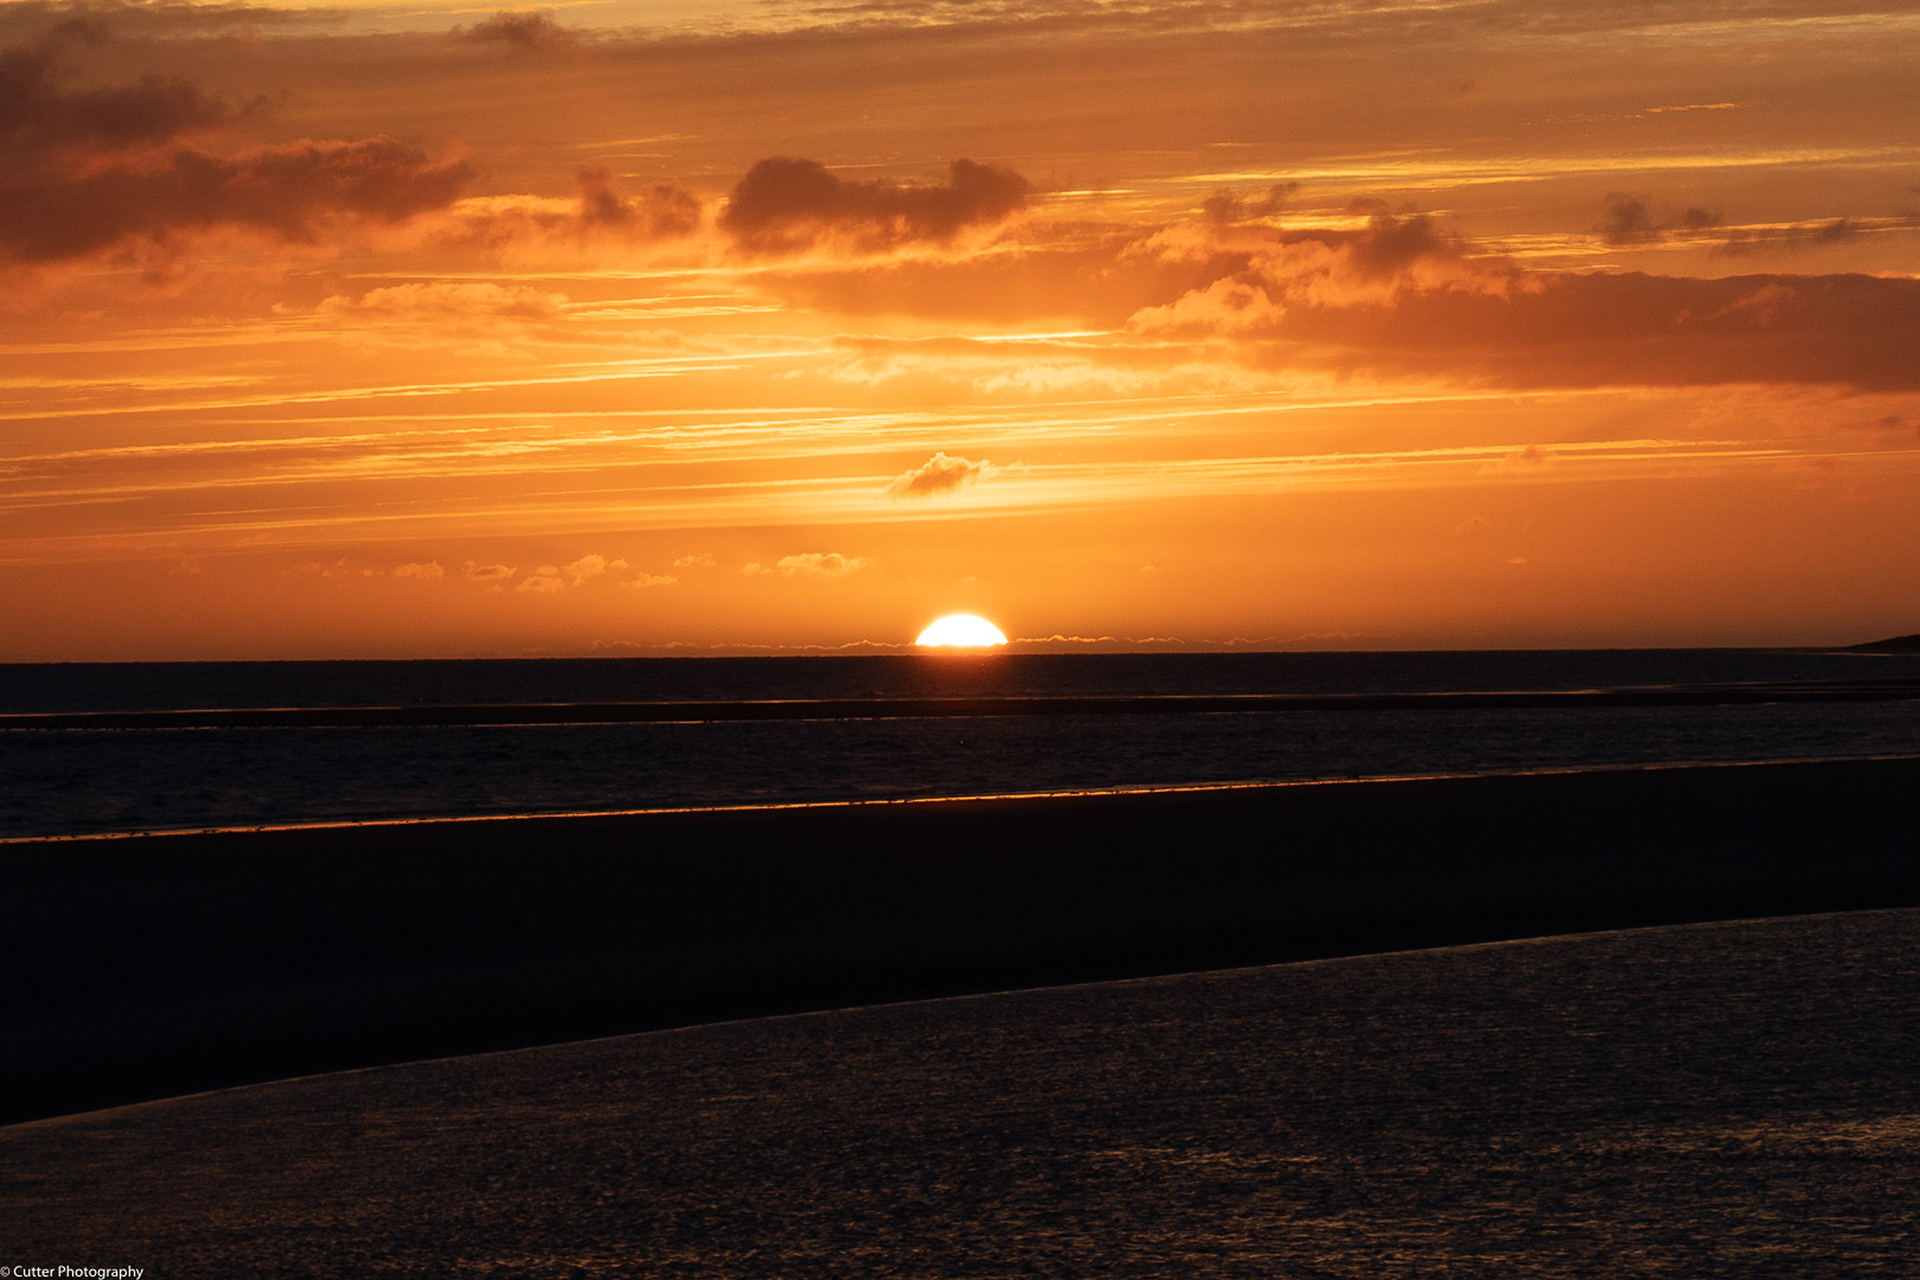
{"left": 4, "top": 909, "right": 1916, "bottom": 1276}
{"left": 4, "top": 650, "right": 1918, "bottom": 838}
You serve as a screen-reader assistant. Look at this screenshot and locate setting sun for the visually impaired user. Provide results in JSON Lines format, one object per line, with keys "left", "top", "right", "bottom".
{"left": 915, "top": 615, "right": 1009, "bottom": 648}
{"left": 1, "top": 0, "right": 1916, "bottom": 662}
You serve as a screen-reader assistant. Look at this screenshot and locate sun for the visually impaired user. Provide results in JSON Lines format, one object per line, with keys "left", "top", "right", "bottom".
{"left": 915, "top": 614, "right": 1009, "bottom": 648}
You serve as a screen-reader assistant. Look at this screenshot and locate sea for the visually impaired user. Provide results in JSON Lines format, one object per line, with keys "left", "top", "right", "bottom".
{"left": 3, "top": 647, "right": 1919, "bottom": 840}
{"left": 5, "top": 908, "right": 1916, "bottom": 1276}
{"left": 7, "top": 651, "right": 1919, "bottom": 1271}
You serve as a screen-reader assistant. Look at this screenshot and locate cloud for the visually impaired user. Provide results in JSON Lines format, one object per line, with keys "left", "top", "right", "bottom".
{"left": 456, "top": 12, "right": 575, "bottom": 50}
{"left": 294, "top": 559, "right": 355, "bottom": 580}
{"left": 1596, "top": 192, "right": 1721, "bottom": 246}
{"left": 885, "top": 451, "right": 997, "bottom": 498}
{"left": 750, "top": 198, "right": 1920, "bottom": 393}
{"left": 1848, "top": 412, "right": 1920, "bottom": 440}
{"left": 2, "top": 109, "right": 472, "bottom": 268}
{"left": 1493, "top": 444, "right": 1556, "bottom": 474}
{"left": 317, "top": 281, "right": 567, "bottom": 319}
{"left": 0, "top": 3, "right": 314, "bottom": 44}
{"left": 1715, "top": 217, "right": 1863, "bottom": 256}
{"left": 1, "top": 45, "right": 227, "bottom": 173}
{"left": 1127, "top": 215, "right": 1920, "bottom": 392}
{"left": 754, "top": 243, "right": 1226, "bottom": 327}
{"left": 455, "top": 554, "right": 679, "bottom": 592}
{"left": 572, "top": 166, "right": 701, "bottom": 238}
{"left": 1131, "top": 272, "right": 1287, "bottom": 334}
{"left": 1202, "top": 181, "right": 1297, "bottom": 224}
{"left": 742, "top": 552, "right": 873, "bottom": 577}
{"left": 559, "top": 553, "right": 626, "bottom": 584}
{"left": 720, "top": 157, "right": 1029, "bottom": 256}
{"left": 1129, "top": 211, "right": 1506, "bottom": 334}
{"left": 1283, "top": 270, "right": 1920, "bottom": 392}
{"left": 1597, "top": 194, "right": 1657, "bottom": 245}
{"left": 672, "top": 552, "right": 716, "bottom": 569}
{"left": 0, "top": 43, "right": 472, "bottom": 268}
{"left": 391, "top": 561, "right": 445, "bottom": 579}
{"left": 439, "top": 167, "right": 701, "bottom": 257}
{"left": 512, "top": 554, "right": 631, "bottom": 593}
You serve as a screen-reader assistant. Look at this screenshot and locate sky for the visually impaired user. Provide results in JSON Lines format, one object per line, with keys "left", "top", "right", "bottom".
{"left": 2, "top": 0, "right": 1917, "bottom": 659}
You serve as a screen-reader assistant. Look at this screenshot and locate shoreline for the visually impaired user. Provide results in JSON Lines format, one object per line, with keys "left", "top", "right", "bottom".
{"left": 19, "top": 903, "right": 1915, "bottom": 1135}
{"left": 6, "top": 756, "right": 1918, "bottom": 1126}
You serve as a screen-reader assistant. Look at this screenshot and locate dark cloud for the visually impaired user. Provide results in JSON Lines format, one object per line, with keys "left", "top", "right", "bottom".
{"left": 1, "top": 46, "right": 226, "bottom": 177}
{"left": 1598, "top": 192, "right": 1657, "bottom": 244}
{"left": 0, "top": 45, "right": 471, "bottom": 265}
{"left": 721, "top": 157, "right": 1029, "bottom": 256}
{"left": 1347, "top": 211, "right": 1453, "bottom": 276}
{"left": 1203, "top": 181, "right": 1297, "bottom": 224}
{"left": 1597, "top": 192, "right": 1722, "bottom": 245}
{"left": 761, "top": 215, "right": 1454, "bottom": 327}
{"left": 753, "top": 243, "right": 1239, "bottom": 327}
{"left": 457, "top": 12, "right": 574, "bottom": 49}
{"left": 574, "top": 165, "right": 700, "bottom": 238}
{"left": 0, "top": 3, "right": 312, "bottom": 45}
{"left": 440, "top": 167, "right": 703, "bottom": 255}
{"left": 1199, "top": 268, "right": 1920, "bottom": 392}
{"left": 2, "top": 136, "right": 472, "bottom": 264}
{"left": 1853, "top": 413, "right": 1920, "bottom": 439}
{"left": 1716, "top": 217, "right": 1861, "bottom": 256}
{"left": 886, "top": 451, "right": 996, "bottom": 498}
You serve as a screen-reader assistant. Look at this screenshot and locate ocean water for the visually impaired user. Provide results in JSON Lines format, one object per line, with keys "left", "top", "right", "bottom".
{"left": 4, "top": 649, "right": 1919, "bottom": 838}
{"left": 5, "top": 908, "right": 1915, "bottom": 1276}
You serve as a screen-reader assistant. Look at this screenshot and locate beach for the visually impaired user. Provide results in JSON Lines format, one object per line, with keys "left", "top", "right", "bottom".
{"left": 5, "top": 907, "right": 1916, "bottom": 1276}
{"left": 6, "top": 756, "right": 1917, "bottom": 1127}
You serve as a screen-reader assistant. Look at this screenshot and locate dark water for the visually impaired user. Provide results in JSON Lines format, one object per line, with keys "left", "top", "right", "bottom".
{"left": 5, "top": 908, "right": 1915, "bottom": 1276}
{"left": 4, "top": 650, "right": 1918, "bottom": 838}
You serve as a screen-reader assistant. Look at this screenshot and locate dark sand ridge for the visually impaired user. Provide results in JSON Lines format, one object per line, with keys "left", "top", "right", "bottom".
{"left": 5, "top": 757, "right": 1918, "bottom": 1126}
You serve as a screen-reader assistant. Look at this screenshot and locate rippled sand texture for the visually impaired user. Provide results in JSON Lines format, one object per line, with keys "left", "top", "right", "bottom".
{"left": 6, "top": 910, "right": 1917, "bottom": 1277}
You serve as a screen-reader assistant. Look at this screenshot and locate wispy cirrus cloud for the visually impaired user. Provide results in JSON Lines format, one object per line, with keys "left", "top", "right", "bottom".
{"left": 314, "top": 282, "right": 568, "bottom": 320}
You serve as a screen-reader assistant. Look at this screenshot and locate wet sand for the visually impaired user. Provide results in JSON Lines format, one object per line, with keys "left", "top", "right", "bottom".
{"left": 5, "top": 757, "right": 1918, "bottom": 1125}
{"left": 7, "top": 910, "right": 1916, "bottom": 1277}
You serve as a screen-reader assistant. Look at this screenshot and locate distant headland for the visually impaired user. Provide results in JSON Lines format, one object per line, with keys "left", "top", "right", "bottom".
{"left": 1848, "top": 634, "right": 1920, "bottom": 652}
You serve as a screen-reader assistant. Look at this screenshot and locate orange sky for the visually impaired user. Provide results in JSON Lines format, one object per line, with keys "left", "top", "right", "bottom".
{"left": 3, "top": 0, "right": 1917, "bottom": 658}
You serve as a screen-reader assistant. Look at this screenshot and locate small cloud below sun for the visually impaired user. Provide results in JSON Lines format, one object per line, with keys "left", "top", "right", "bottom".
{"left": 886, "top": 452, "right": 998, "bottom": 500}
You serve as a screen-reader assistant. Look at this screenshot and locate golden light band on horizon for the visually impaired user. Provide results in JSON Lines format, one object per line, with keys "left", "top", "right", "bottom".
{"left": 0, "top": 0, "right": 1915, "bottom": 659}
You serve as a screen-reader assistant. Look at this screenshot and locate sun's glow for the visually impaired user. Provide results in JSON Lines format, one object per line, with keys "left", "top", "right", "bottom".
{"left": 1, "top": 0, "right": 1916, "bottom": 659}
{"left": 915, "top": 615, "right": 1009, "bottom": 648}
